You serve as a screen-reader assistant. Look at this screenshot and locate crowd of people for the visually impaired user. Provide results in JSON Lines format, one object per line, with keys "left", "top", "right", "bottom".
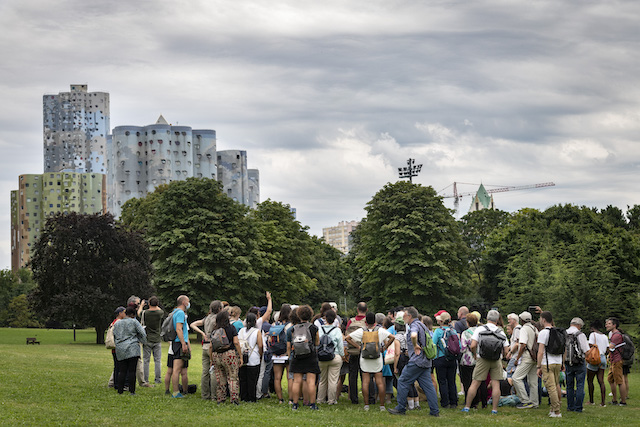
{"left": 106, "top": 294, "right": 635, "bottom": 418}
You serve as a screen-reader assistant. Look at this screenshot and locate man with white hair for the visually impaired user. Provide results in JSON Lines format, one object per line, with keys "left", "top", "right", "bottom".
{"left": 505, "top": 313, "right": 521, "bottom": 376}
{"left": 565, "top": 317, "right": 589, "bottom": 412}
{"left": 513, "top": 311, "right": 539, "bottom": 409}
{"left": 461, "top": 309, "right": 509, "bottom": 415}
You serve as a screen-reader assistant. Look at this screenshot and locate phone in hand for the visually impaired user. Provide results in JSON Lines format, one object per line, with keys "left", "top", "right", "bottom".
{"left": 528, "top": 306, "right": 537, "bottom": 314}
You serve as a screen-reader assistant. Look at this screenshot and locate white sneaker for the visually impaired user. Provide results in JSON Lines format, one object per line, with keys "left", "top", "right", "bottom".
{"left": 364, "top": 405, "right": 369, "bottom": 411}
{"left": 380, "top": 406, "right": 386, "bottom": 411}
{"left": 549, "top": 412, "right": 562, "bottom": 418}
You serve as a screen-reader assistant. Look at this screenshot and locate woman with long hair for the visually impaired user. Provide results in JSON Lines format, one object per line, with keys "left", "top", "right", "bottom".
{"left": 210, "top": 310, "right": 243, "bottom": 404}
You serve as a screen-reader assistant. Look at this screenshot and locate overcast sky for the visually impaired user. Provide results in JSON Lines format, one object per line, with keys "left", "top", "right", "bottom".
{"left": 1, "top": 0, "right": 639, "bottom": 270}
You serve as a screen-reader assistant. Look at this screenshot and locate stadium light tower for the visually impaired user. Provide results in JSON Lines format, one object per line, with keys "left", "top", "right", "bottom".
{"left": 398, "top": 158, "right": 422, "bottom": 183}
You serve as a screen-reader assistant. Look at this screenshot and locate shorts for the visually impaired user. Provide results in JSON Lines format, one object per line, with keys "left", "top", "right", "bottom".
{"left": 623, "top": 365, "right": 631, "bottom": 375}
{"left": 472, "top": 357, "right": 503, "bottom": 382}
{"left": 167, "top": 341, "right": 190, "bottom": 368}
{"left": 587, "top": 354, "right": 606, "bottom": 372}
{"left": 608, "top": 360, "right": 623, "bottom": 385}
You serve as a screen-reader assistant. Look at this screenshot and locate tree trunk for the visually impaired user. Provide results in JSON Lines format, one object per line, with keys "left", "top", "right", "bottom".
{"left": 95, "top": 324, "right": 106, "bottom": 345}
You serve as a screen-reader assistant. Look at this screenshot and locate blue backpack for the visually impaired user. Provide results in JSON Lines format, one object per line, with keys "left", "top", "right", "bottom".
{"left": 267, "top": 322, "right": 289, "bottom": 356}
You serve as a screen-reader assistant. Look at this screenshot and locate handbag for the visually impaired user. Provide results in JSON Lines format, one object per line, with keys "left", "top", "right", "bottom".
{"left": 105, "top": 325, "right": 115, "bottom": 349}
{"left": 384, "top": 344, "right": 396, "bottom": 365}
{"left": 585, "top": 345, "right": 600, "bottom": 366}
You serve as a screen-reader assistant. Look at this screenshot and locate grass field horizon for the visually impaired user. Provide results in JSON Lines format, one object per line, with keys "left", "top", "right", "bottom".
{"left": 2, "top": 327, "right": 639, "bottom": 426}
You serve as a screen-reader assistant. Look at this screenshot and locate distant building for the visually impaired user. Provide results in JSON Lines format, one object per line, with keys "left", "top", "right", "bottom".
{"left": 323, "top": 220, "right": 360, "bottom": 254}
{"left": 468, "top": 183, "right": 495, "bottom": 212}
{"left": 43, "top": 84, "right": 109, "bottom": 174}
{"left": 248, "top": 169, "right": 260, "bottom": 209}
{"left": 11, "top": 172, "right": 106, "bottom": 270}
{"left": 107, "top": 115, "right": 217, "bottom": 217}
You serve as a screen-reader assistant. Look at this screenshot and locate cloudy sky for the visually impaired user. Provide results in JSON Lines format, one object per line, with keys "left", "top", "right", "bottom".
{"left": 1, "top": 0, "right": 639, "bottom": 269}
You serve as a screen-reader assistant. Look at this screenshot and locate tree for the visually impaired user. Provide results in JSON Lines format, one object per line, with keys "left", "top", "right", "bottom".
{"left": 249, "top": 200, "right": 317, "bottom": 304}
{"left": 30, "top": 213, "right": 154, "bottom": 343}
{"left": 0, "top": 268, "right": 37, "bottom": 326}
{"left": 353, "top": 181, "right": 468, "bottom": 314}
{"left": 121, "top": 178, "right": 261, "bottom": 316}
{"left": 6, "top": 294, "right": 40, "bottom": 328}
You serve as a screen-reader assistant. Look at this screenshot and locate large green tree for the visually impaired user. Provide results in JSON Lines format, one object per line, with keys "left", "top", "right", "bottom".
{"left": 0, "top": 268, "right": 37, "bottom": 326}
{"left": 353, "top": 181, "right": 468, "bottom": 314}
{"left": 30, "top": 213, "right": 154, "bottom": 343}
{"left": 121, "top": 178, "right": 261, "bottom": 316}
{"left": 482, "top": 204, "right": 640, "bottom": 326}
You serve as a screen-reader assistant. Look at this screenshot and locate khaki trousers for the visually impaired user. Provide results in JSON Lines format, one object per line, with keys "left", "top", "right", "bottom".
{"left": 318, "top": 354, "right": 343, "bottom": 404}
{"left": 541, "top": 364, "right": 561, "bottom": 413}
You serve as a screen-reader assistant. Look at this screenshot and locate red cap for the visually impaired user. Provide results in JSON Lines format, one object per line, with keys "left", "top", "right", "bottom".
{"left": 434, "top": 309, "right": 446, "bottom": 317}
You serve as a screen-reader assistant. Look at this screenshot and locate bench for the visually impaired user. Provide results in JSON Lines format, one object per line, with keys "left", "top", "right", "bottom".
{"left": 26, "top": 337, "right": 40, "bottom": 345}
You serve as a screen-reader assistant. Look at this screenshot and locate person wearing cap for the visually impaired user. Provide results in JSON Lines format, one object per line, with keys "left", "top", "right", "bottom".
{"left": 512, "top": 311, "right": 539, "bottom": 409}
{"left": 565, "top": 317, "right": 589, "bottom": 412}
{"left": 107, "top": 307, "right": 127, "bottom": 388}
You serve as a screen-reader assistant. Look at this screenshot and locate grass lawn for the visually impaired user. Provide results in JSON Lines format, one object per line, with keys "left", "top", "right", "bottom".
{"left": 1, "top": 327, "right": 639, "bottom": 426}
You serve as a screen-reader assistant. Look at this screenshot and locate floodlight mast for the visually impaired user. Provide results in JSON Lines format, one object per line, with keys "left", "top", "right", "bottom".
{"left": 398, "top": 158, "right": 422, "bottom": 183}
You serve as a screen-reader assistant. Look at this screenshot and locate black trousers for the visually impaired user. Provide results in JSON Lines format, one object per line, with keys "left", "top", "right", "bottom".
{"left": 117, "top": 356, "right": 139, "bottom": 394}
{"left": 239, "top": 365, "right": 260, "bottom": 402}
{"left": 459, "top": 364, "right": 487, "bottom": 407}
{"left": 434, "top": 357, "right": 458, "bottom": 407}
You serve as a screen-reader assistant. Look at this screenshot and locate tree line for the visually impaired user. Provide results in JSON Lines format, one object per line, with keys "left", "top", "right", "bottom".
{"left": 16, "top": 178, "right": 640, "bottom": 343}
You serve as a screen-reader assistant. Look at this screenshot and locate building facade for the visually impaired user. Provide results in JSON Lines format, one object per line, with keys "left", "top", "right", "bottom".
{"left": 11, "top": 172, "right": 106, "bottom": 270}
{"left": 322, "top": 220, "right": 360, "bottom": 254}
{"left": 107, "top": 115, "right": 218, "bottom": 217}
{"left": 43, "top": 84, "right": 109, "bottom": 174}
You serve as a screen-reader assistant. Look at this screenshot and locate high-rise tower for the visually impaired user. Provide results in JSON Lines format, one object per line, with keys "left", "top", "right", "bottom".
{"left": 43, "top": 84, "right": 109, "bottom": 174}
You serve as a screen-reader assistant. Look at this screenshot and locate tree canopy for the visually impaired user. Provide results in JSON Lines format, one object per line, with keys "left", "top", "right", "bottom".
{"left": 30, "top": 213, "right": 154, "bottom": 343}
{"left": 352, "top": 181, "right": 468, "bottom": 314}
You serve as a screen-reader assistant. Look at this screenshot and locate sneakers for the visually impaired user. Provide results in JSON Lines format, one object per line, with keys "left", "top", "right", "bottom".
{"left": 461, "top": 407, "right": 470, "bottom": 413}
{"left": 386, "top": 407, "right": 406, "bottom": 415}
{"left": 549, "top": 412, "right": 562, "bottom": 418}
{"left": 491, "top": 410, "right": 498, "bottom": 415}
{"left": 380, "top": 406, "right": 386, "bottom": 412}
{"left": 619, "top": 402, "right": 627, "bottom": 406}
{"left": 172, "top": 392, "right": 184, "bottom": 398}
{"left": 292, "top": 403, "right": 298, "bottom": 410}
{"left": 517, "top": 403, "right": 536, "bottom": 409}
{"left": 309, "top": 404, "right": 319, "bottom": 410}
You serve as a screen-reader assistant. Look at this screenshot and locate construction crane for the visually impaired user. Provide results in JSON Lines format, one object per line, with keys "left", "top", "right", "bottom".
{"left": 438, "top": 181, "right": 556, "bottom": 214}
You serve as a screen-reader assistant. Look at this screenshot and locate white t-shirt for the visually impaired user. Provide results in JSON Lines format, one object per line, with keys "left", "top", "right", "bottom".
{"left": 538, "top": 327, "right": 563, "bottom": 366}
{"left": 314, "top": 318, "right": 341, "bottom": 329}
{"left": 348, "top": 327, "right": 392, "bottom": 373}
{"left": 588, "top": 332, "right": 609, "bottom": 356}
{"left": 471, "top": 323, "right": 509, "bottom": 359}
{"left": 510, "top": 324, "right": 521, "bottom": 352}
{"left": 566, "top": 326, "right": 590, "bottom": 354}
{"left": 238, "top": 327, "right": 261, "bottom": 366}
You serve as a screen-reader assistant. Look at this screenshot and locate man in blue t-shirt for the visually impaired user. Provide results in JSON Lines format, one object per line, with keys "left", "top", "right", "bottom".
{"left": 169, "top": 295, "right": 191, "bottom": 398}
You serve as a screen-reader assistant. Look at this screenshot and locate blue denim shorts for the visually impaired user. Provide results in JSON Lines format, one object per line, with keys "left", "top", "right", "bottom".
{"left": 586, "top": 354, "right": 606, "bottom": 372}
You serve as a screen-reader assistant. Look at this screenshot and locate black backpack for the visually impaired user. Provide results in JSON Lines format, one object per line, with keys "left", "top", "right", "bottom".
{"left": 546, "top": 327, "right": 566, "bottom": 355}
{"left": 621, "top": 333, "right": 636, "bottom": 362}
{"left": 565, "top": 332, "right": 585, "bottom": 366}
{"left": 478, "top": 325, "right": 506, "bottom": 361}
{"left": 317, "top": 326, "right": 337, "bottom": 361}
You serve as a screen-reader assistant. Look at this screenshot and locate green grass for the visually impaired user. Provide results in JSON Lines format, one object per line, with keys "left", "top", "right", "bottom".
{"left": 1, "top": 328, "right": 639, "bottom": 426}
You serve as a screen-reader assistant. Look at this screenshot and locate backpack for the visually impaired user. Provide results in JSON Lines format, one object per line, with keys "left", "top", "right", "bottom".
{"left": 565, "top": 332, "right": 585, "bottom": 366}
{"left": 440, "top": 328, "right": 461, "bottom": 361}
{"left": 292, "top": 323, "right": 313, "bottom": 359}
{"left": 239, "top": 328, "right": 258, "bottom": 364}
{"left": 546, "top": 327, "right": 566, "bottom": 355}
{"left": 211, "top": 327, "right": 231, "bottom": 353}
{"left": 346, "top": 317, "right": 367, "bottom": 356}
{"left": 361, "top": 328, "right": 381, "bottom": 359}
{"left": 478, "top": 325, "right": 506, "bottom": 361}
{"left": 412, "top": 322, "right": 436, "bottom": 360}
{"left": 318, "top": 326, "right": 337, "bottom": 361}
{"left": 160, "top": 309, "right": 177, "bottom": 342}
{"left": 267, "top": 323, "right": 289, "bottom": 356}
{"left": 621, "top": 333, "right": 635, "bottom": 363}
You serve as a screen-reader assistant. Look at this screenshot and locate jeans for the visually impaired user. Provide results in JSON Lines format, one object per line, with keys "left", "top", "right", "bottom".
{"left": 257, "top": 357, "right": 273, "bottom": 398}
{"left": 433, "top": 357, "right": 458, "bottom": 407}
{"left": 143, "top": 342, "right": 162, "bottom": 384}
{"left": 394, "top": 363, "right": 439, "bottom": 416}
{"left": 566, "top": 363, "right": 586, "bottom": 412}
